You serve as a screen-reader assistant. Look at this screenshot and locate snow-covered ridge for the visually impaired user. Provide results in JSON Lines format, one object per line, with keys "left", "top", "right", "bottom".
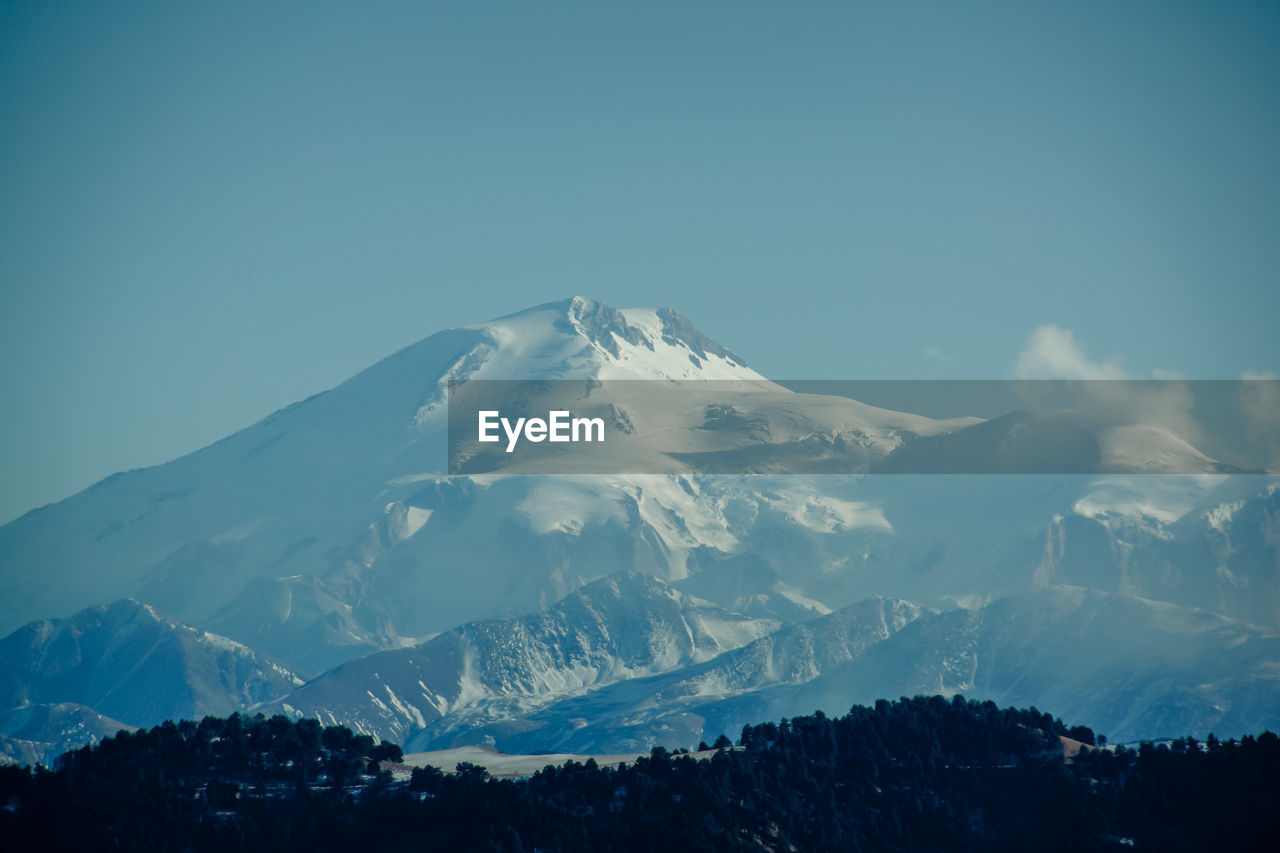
{"left": 266, "top": 572, "right": 780, "bottom": 745}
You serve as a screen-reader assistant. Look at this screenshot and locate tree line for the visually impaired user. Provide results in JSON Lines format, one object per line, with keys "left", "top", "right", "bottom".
{"left": 0, "top": 696, "right": 1275, "bottom": 850}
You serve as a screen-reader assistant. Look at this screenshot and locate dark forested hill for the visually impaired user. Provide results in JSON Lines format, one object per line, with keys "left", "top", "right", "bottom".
{"left": 1, "top": 696, "right": 1276, "bottom": 851}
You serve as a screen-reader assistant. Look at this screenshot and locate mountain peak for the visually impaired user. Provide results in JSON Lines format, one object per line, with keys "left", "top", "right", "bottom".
{"left": 466, "top": 297, "right": 755, "bottom": 381}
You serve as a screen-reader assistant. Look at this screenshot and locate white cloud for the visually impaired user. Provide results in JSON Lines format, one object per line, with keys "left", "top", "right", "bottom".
{"left": 1014, "top": 325, "right": 1128, "bottom": 380}
{"left": 1008, "top": 331, "right": 1277, "bottom": 469}
{"left": 1011, "top": 325, "right": 1202, "bottom": 446}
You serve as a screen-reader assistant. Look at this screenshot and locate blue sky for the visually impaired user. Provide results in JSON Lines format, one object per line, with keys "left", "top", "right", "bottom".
{"left": 1, "top": 0, "right": 1278, "bottom": 522}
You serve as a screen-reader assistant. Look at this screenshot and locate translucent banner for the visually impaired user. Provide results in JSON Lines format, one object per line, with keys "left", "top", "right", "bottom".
{"left": 446, "top": 379, "right": 1280, "bottom": 475}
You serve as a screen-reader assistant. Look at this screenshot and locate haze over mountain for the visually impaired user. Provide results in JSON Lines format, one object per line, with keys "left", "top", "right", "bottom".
{"left": 1, "top": 298, "right": 1276, "bottom": 762}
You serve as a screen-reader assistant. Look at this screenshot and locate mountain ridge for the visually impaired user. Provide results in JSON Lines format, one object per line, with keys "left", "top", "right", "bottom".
{"left": 264, "top": 571, "right": 780, "bottom": 747}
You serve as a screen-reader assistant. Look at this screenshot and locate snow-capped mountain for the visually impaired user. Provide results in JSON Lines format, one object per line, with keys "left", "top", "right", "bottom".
{"left": 0, "top": 297, "right": 978, "bottom": 671}
{"left": 1, "top": 297, "right": 1277, "bottom": 764}
{"left": 0, "top": 300, "right": 766, "bottom": 657}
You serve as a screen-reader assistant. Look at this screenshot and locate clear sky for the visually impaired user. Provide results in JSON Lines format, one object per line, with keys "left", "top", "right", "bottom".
{"left": 1, "top": 0, "right": 1278, "bottom": 523}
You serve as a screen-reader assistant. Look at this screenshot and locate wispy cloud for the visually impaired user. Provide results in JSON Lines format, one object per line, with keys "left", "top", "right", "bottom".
{"left": 1011, "top": 325, "right": 1202, "bottom": 447}
{"left": 1009, "top": 328, "right": 1278, "bottom": 469}
{"left": 1014, "top": 325, "right": 1128, "bottom": 379}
